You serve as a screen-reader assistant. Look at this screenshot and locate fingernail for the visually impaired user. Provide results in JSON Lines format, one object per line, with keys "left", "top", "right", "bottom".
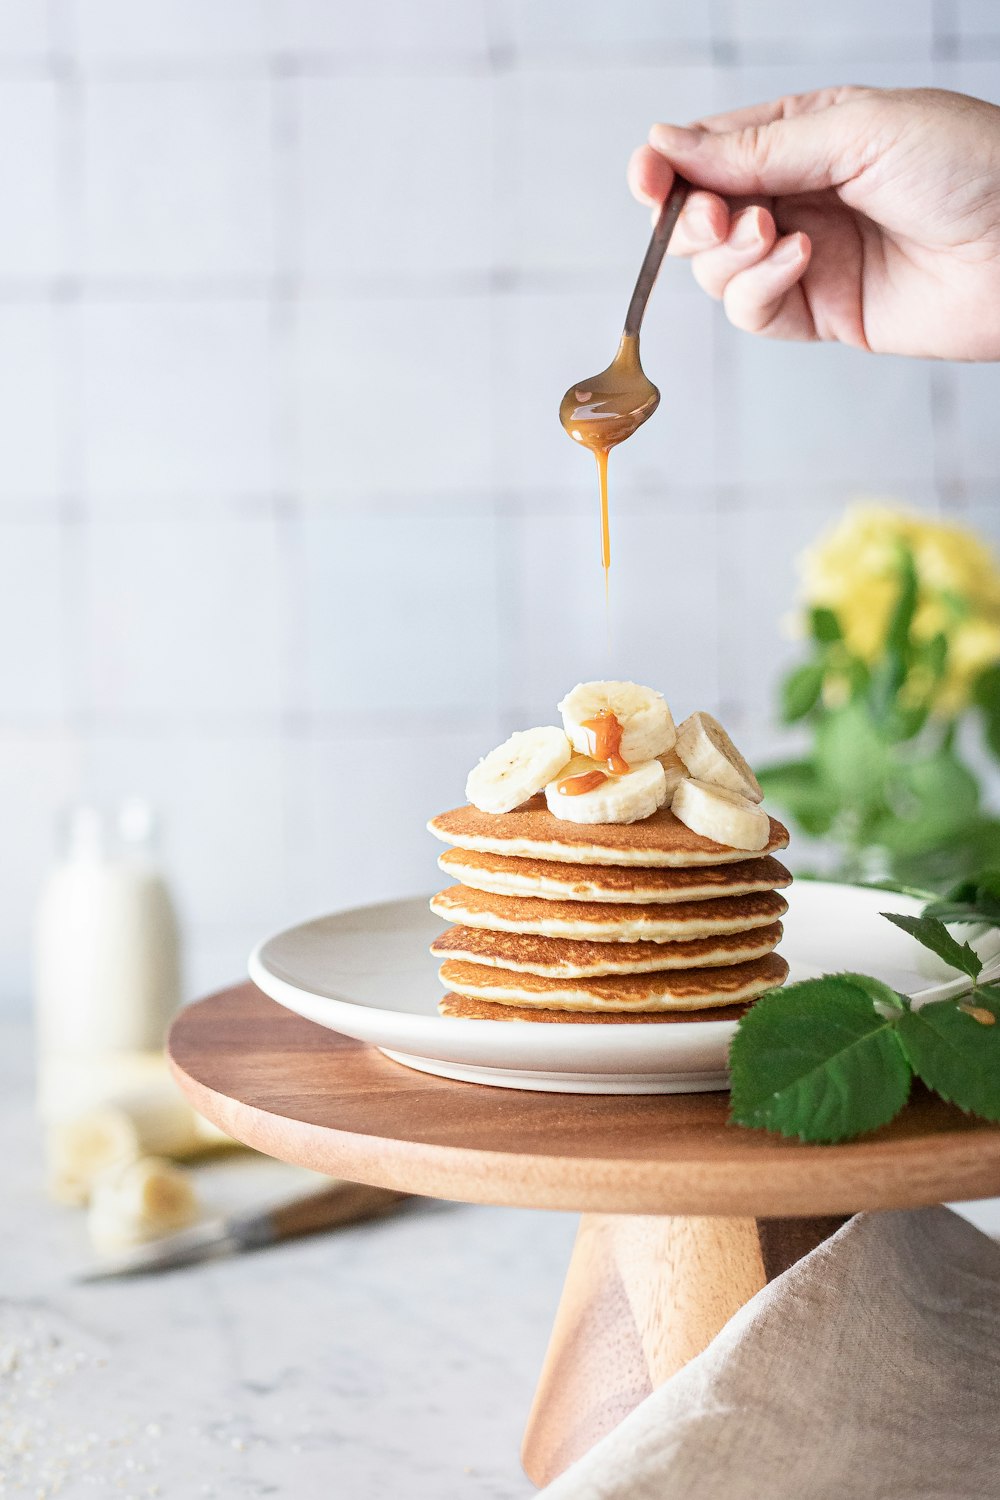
{"left": 686, "top": 204, "right": 715, "bottom": 238}
{"left": 771, "top": 236, "right": 803, "bottom": 266}
{"left": 649, "top": 123, "right": 704, "bottom": 151}
{"left": 731, "top": 210, "right": 761, "bottom": 248}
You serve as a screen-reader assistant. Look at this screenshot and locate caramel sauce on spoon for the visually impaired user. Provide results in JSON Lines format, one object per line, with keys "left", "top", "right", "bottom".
{"left": 559, "top": 337, "right": 658, "bottom": 583}
{"left": 559, "top": 175, "right": 689, "bottom": 589}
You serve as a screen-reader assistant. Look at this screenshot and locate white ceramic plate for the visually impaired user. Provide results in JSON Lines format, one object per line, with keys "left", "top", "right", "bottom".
{"left": 248, "top": 882, "right": 1000, "bottom": 1095}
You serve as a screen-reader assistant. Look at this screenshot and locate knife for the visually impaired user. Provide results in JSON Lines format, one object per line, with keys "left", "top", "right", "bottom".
{"left": 78, "top": 1180, "right": 408, "bottom": 1282}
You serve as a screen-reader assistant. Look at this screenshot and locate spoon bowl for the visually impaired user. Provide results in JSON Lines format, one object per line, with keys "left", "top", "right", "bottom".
{"left": 559, "top": 335, "right": 660, "bottom": 455}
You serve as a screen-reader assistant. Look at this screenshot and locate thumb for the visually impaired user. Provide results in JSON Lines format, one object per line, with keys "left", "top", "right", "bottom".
{"left": 649, "top": 100, "right": 879, "bottom": 198}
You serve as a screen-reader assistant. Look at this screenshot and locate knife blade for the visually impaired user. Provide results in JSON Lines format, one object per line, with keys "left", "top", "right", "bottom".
{"left": 78, "top": 1180, "right": 408, "bottom": 1282}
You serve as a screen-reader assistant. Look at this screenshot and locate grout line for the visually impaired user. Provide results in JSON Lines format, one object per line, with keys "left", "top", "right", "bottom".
{"left": 932, "top": 0, "right": 960, "bottom": 60}
{"left": 0, "top": 268, "right": 678, "bottom": 302}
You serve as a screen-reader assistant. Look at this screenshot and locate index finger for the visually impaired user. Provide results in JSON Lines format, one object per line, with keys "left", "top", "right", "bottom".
{"left": 628, "top": 146, "right": 730, "bottom": 254}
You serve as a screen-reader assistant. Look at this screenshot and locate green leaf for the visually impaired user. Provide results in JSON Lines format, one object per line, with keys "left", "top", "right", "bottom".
{"left": 848, "top": 878, "right": 938, "bottom": 901}
{"left": 925, "top": 870, "right": 1000, "bottom": 925}
{"left": 887, "top": 704, "right": 930, "bottom": 742}
{"left": 809, "top": 606, "right": 842, "bottom": 644}
{"left": 891, "top": 818, "right": 1000, "bottom": 894}
{"left": 814, "top": 703, "right": 891, "bottom": 810}
{"left": 880, "top": 911, "right": 982, "bottom": 980}
{"left": 921, "top": 632, "right": 949, "bottom": 681}
{"left": 973, "top": 663, "right": 1000, "bottom": 714}
{"left": 781, "top": 663, "right": 825, "bottom": 724}
{"left": 971, "top": 669, "right": 1000, "bottom": 762}
{"left": 897, "top": 990, "right": 1000, "bottom": 1120}
{"left": 874, "top": 752, "right": 980, "bottom": 857}
{"left": 845, "top": 657, "right": 871, "bottom": 702}
{"left": 886, "top": 544, "right": 919, "bottom": 657}
{"left": 868, "top": 545, "right": 918, "bottom": 721}
{"left": 973, "top": 665, "right": 1000, "bottom": 760}
{"left": 756, "top": 759, "right": 839, "bottom": 837}
{"left": 835, "top": 970, "right": 909, "bottom": 1013}
{"left": 729, "top": 975, "right": 912, "bottom": 1142}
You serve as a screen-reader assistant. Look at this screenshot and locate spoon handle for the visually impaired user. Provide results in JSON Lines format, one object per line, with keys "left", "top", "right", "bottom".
{"left": 623, "top": 174, "right": 690, "bottom": 339}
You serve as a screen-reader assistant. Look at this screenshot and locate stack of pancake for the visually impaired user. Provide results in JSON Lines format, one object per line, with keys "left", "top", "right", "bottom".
{"left": 427, "top": 797, "right": 792, "bottom": 1024}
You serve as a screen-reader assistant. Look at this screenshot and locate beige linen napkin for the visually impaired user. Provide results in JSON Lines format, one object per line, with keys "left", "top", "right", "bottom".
{"left": 542, "top": 1207, "right": 1000, "bottom": 1500}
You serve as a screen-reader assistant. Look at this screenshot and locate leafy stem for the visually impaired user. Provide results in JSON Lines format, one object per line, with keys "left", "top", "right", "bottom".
{"left": 729, "top": 875, "right": 1000, "bottom": 1142}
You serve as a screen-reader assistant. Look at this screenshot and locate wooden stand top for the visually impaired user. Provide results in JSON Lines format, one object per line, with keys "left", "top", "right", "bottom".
{"left": 168, "top": 983, "right": 1000, "bottom": 1218}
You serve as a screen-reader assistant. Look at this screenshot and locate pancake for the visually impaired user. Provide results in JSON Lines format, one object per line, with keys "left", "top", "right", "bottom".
{"left": 431, "top": 922, "right": 784, "bottom": 975}
{"left": 439, "top": 952, "right": 788, "bottom": 1012}
{"left": 430, "top": 885, "right": 788, "bottom": 942}
{"left": 438, "top": 848, "right": 792, "bottom": 905}
{"left": 428, "top": 801, "right": 789, "bottom": 868}
{"left": 440, "top": 994, "right": 755, "bottom": 1023}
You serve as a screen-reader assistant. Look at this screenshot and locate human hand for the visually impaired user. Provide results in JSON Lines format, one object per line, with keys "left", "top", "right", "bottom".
{"left": 629, "top": 86, "right": 1000, "bottom": 359}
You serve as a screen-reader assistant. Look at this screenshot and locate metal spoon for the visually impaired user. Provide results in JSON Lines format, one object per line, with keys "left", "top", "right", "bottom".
{"left": 559, "top": 174, "right": 690, "bottom": 574}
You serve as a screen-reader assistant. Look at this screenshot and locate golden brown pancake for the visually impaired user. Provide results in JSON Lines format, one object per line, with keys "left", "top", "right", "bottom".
{"left": 431, "top": 922, "right": 783, "bottom": 975}
{"left": 430, "top": 885, "right": 788, "bottom": 942}
{"left": 438, "top": 953, "right": 788, "bottom": 1011}
{"left": 439, "top": 993, "right": 755, "bottom": 1023}
{"left": 427, "top": 802, "right": 789, "bottom": 867}
{"left": 438, "top": 848, "right": 792, "bottom": 904}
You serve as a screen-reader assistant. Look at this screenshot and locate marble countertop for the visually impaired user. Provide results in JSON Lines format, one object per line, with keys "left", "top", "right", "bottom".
{"left": 0, "top": 1017, "right": 576, "bottom": 1499}
{"left": 6, "top": 1013, "right": 1000, "bottom": 1500}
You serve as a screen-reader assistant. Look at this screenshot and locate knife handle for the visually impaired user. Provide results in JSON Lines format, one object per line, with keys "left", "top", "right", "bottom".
{"left": 266, "top": 1181, "right": 407, "bottom": 1243}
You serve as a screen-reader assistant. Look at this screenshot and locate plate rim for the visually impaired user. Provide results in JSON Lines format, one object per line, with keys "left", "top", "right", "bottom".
{"left": 249, "top": 880, "right": 997, "bottom": 1032}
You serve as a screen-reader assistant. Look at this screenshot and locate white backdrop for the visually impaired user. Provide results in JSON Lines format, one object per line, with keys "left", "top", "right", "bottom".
{"left": 3, "top": 0, "right": 999, "bottom": 1007}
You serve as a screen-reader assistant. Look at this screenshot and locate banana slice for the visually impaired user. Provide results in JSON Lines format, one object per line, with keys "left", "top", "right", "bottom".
{"left": 38, "top": 1050, "right": 232, "bottom": 1153}
{"left": 545, "top": 758, "right": 667, "bottom": 825}
{"left": 658, "top": 747, "right": 686, "bottom": 801}
{"left": 559, "top": 682, "right": 675, "bottom": 766}
{"left": 466, "top": 727, "right": 572, "bottom": 814}
{"left": 88, "top": 1155, "right": 199, "bottom": 1253}
{"left": 675, "top": 711, "right": 762, "bottom": 802}
{"left": 672, "top": 778, "right": 769, "bottom": 851}
{"left": 47, "top": 1107, "right": 142, "bottom": 1206}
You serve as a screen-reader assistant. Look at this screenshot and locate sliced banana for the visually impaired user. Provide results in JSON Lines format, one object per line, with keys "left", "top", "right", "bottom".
{"left": 559, "top": 682, "right": 675, "bottom": 766}
{"left": 545, "top": 758, "right": 667, "bottom": 825}
{"left": 672, "top": 778, "right": 769, "bottom": 851}
{"left": 675, "top": 711, "right": 762, "bottom": 802}
{"left": 46, "top": 1107, "right": 142, "bottom": 1207}
{"left": 87, "top": 1155, "right": 199, "bottom": 1253}
{"left": 658, "top": 747, "right": 686, "bottom": 801}
{"left": 466, "top": 727, "right": 572, "bottom": 815}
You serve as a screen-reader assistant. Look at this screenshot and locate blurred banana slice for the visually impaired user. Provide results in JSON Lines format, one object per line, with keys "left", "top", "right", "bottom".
{"left": 45, "top": 1064, "right": 234, "bottom": 1205}
{"left": 47, "top": 1107, "right": 141, "bottom": 1207}
{"left": 675, "top": 711, "right": 762, "bottom": 802}
{"left": 87, "top": 1155, "right": 198, "bottom": 1253}
{"left": 672, "top": 778, "right": 769, "bottom": 851}
{"left": 466, "top": 727, "right": 572, "bottom": 814}
{"left": 545, "top": 758, "right": 667, "bottom": 825}
{"left": 559, "top": 682, "right": 675, "bottom": 765}
{"left": 658, "top": 747, "right": 687, "bottom": 801}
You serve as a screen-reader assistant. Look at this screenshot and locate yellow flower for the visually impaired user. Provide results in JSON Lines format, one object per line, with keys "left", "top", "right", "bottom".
{"left": 799, "top": 502, "right": 1000, "bottom": 713}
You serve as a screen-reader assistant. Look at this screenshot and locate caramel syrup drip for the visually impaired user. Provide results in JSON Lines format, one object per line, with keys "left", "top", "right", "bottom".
{"left": 556, "top": 769, "right": 609, "bottom": 796}
{"left": 581, "top": 709, "right": 629, "bottom": 775}
{"left": 596, "top": 447, "right": 610, "bottom": 591}
{"left": 559, "top": 335, "right": 658, "bottom": 590}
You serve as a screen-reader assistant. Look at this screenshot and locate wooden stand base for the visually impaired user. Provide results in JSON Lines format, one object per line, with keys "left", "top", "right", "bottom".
{"left": 521, "top": 1212, "right": 845, "bottom": 1488}
{"left": 168, "top": 991, "right": 1000, "bottom": 1488}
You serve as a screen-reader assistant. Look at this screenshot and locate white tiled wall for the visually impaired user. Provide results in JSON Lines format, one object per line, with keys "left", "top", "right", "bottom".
{"left": 3, "top": 1, "right": 1000, "bottom": 1008}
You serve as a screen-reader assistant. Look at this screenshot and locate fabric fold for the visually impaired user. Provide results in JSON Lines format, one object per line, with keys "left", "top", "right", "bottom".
{"left": 542, "top": 1208, "right": 1000, "bottom": 1500}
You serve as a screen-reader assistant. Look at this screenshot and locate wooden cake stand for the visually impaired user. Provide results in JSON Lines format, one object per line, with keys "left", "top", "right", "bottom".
{"left": 169, "top": 983, "right": 1000, "bottom": 1489}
